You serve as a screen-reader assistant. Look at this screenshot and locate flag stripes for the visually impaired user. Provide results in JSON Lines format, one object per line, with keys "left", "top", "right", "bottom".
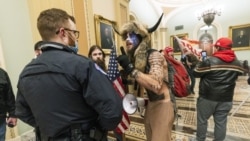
{"left": 107, "top": 46, "right": 130, "bottom": 134}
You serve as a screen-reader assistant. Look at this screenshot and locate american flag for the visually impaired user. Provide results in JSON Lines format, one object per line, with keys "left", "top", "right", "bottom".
{"left": 107, "top": 46, "right": 130, "bottom": 134}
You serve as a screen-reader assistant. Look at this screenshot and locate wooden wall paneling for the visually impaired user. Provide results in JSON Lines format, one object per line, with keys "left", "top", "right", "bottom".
{"left": 72, "top": 0, "right": 88, "bottom": 56}
{"left": 27, "top": 0, "right": 73, "bottom": 46}
{"left": 115, "top": 0, "right": 129, "bottom": 54}
{"left": 72, "top": 0, "right": 96, "bottom": 56}
{"left": 28, "top": 0, "right": 95, "bottom": 56}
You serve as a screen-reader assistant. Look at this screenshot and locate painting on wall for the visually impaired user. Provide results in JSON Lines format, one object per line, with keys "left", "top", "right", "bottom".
{"left": 229, "top": 24, "right": 250, "bottom": 50}
{"left": 170, "top": 33, "right": 188, "bottom": 54}
{"left": 94, "top": 15, "right": 117, "bottom": 54}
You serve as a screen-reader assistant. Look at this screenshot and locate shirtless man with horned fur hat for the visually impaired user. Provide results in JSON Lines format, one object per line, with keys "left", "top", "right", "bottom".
{"left": 116, "top": 14, "right": 175, "bottom": 141}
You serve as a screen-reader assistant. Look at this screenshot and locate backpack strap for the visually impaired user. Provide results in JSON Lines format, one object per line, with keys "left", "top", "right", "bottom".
{"left": 145, "top": 49, "right": 158, "bottom": 73}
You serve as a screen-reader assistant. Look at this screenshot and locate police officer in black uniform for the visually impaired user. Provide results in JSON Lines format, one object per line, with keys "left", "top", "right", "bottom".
{"left": 15, "top": 8, "right": 122, "bottom": 141}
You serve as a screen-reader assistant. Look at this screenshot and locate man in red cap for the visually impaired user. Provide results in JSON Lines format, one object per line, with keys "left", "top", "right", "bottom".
{"left": 194, "top": 37, "right": 245, "bottom": 141}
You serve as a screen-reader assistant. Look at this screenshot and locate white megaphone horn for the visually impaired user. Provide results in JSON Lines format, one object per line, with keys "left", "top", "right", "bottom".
{"left": 123, "top": 93, "right": 148, "bottom": 115}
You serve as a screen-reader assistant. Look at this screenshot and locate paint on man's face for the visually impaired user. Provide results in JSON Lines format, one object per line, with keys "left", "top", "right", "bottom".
{"left": 128, "top": 32, "right": 140, "bottom": 48}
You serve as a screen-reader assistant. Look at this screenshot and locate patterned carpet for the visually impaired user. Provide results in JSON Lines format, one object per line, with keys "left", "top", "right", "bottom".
{"left": 111, "top": 76, "right": 250, "bottom": 141}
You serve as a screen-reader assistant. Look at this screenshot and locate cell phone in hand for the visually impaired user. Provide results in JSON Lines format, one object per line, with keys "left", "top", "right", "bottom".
{"left": 201, "top": 51, "right": 207, "bottom": 61}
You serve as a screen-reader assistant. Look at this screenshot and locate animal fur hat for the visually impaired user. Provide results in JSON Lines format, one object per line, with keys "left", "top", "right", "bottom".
{"left": 114, "top": 14, "right": 164, "bottom": 71}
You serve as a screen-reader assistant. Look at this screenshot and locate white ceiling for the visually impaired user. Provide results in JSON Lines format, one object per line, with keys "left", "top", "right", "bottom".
{"left": 151, "top": 0, "right": 203, "bottom": 7}
{"left": 129, "top": 0, "right": 249, "bottom": 27}
{"left": 129, "top": 0, "right": 206, "bottom": 26}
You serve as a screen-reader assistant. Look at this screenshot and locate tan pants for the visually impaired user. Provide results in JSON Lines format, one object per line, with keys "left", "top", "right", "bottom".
{"left": 144, "top": 100, "right": 174, "bottom": 141}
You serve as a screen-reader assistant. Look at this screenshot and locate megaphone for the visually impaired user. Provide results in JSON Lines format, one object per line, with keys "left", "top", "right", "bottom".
{"left": 123, "top": 94, "right": 148, "bottom": 115}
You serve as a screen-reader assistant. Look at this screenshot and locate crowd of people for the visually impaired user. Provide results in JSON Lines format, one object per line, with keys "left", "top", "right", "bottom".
{"left": 0, "top": 7, "right": 249, "bottom": 141}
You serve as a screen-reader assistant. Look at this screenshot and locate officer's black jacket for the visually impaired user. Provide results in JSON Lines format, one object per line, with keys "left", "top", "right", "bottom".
{"left": 194, "top": 56, "right": 244, "bottom": 102}
{"left": 0, "top": 68, "right": 15, "bottom": 118}
{"left": 15, "top": 42, "right": 122, "bottom": 137}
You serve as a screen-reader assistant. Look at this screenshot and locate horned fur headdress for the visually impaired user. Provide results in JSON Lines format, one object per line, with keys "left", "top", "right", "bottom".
{"left": 114, "top": 13, "right": 164, "bottom": 71}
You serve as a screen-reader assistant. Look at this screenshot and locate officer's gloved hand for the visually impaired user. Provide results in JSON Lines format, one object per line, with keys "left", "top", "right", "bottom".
{"left": 116, "top": 55, "right": 134, "bottom": 75}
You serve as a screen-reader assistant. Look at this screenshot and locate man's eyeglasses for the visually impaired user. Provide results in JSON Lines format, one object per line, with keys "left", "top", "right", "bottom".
{"left": 56, "top": 28, "right": 80, "bottom": 39}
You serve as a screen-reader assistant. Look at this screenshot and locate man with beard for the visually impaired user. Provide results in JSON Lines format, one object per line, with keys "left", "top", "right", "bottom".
{"left": 88, "top": 45, "right": 126, "bottom": 141}
{"left": 115, "top": 14, "right": 175, "bottom": 141}
{"left": 88, "top": 45, "right": 107, "bottom": 72}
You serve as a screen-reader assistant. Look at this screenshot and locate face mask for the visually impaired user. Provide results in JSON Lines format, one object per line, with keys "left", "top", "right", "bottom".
{"left": 66, "top": 31, "right": 79, "bottom": 53}
{"left": 69, "top": 40, "right": 79, "bottom": 54}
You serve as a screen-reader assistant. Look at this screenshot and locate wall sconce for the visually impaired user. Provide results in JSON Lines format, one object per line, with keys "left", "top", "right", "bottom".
{"left": 197, "top": 8, "right": 221, "bottom": 26}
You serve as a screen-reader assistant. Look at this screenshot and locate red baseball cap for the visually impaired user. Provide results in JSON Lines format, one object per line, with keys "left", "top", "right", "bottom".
{"left": 214, "top": 37, "right": 233, "bottom": 49}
